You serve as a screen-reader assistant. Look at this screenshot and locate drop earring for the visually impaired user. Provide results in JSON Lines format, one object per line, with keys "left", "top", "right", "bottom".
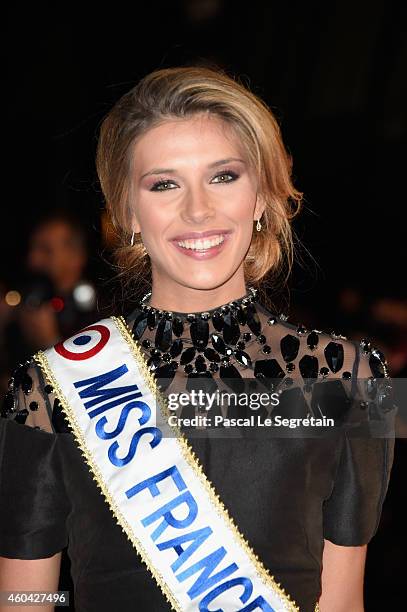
{"left": 256, "top": 218, "right": 262, "bottom": 232}
{"left": 130, "top": 231, "right": 135, "bottom": 246}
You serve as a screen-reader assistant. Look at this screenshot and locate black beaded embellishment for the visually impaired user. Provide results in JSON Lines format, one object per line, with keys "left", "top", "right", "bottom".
{"left": 126, "top": 287, "right": 392, "bottom": 428}
{"left": 1, "top": 360, "right": 33, "bottom": 421}
{"left": 358, "top": 338, "right": 390, "bottom": 379}
{"left": 132, "top": 287, "right": 264, "bottom": 385}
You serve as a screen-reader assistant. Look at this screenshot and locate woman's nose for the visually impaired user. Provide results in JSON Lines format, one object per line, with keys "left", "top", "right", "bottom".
{"left": 180, "top": 185, "right": 215, "bottom": 224}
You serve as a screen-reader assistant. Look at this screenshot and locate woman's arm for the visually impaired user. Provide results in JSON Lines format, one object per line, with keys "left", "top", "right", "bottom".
{"left": 319, "top": 539, "right": 367, "bottom": 612}
{"left": 0, "top": 553, "right": 62, "bottom": 611}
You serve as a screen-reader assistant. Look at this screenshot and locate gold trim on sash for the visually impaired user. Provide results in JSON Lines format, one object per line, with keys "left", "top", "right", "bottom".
{"left": 34, "top": 347, "right": 180, "bottom": 611}
{"left": 35, "top": 315, "right": 322, "bottom": 611}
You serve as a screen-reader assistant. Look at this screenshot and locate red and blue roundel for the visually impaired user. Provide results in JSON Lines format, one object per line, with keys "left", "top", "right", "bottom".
{"left": 54, "top": 324, "right": 110, "bottom": 361}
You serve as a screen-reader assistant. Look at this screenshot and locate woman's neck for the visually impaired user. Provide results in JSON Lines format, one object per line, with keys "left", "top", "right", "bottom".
{"left": 147, "top": 279, "right": 249, "bottom": 314}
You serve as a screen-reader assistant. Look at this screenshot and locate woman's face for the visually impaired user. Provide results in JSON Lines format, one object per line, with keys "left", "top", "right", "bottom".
{"left": 131, "top": 112, "right": 264, "bottom": 296}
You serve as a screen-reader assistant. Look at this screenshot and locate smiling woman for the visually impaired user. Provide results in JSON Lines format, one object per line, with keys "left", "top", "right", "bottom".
{"left": 96, "top": 66, "right": 303, "bottom": 310}
{"left": 0, "top": 65, "right": 395, "bottom": 612}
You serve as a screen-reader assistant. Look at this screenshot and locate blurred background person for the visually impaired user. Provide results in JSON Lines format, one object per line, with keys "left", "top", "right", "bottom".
{"left": 1, "top": 211, "right": 99, "bottom": 391}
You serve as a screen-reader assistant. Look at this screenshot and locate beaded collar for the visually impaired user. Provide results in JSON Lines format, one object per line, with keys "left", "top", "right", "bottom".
{"left": 138, "top": 286, "right": 258, "bottom": 321}
{"left": 131, "top": 286, "right": 270, "bottom": 380}
{"left": 129, "top": 285, "right": 390, "bottom": 386}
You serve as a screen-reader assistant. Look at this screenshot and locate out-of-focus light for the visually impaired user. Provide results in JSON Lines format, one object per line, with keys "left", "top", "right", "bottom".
{"left": 5, "top": 290, "right": 21, "bottom": 306}
{"left": 51, "top": 296, "right": 65, "bottom": 312}
{"left": 73, "top": 283, "right": 96, "bottom": 310}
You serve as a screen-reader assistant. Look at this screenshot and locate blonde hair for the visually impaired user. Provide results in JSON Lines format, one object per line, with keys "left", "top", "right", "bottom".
{"left": 96, "top": 65, "right": 303, "bottom": 303}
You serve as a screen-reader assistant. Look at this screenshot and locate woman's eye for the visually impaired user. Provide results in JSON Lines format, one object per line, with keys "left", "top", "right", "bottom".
{"left": 150, "top": 180, "right": 177, "bottom": 192}
{"left": 150, "top": 170, "right": 239, "bottom": 191}
{"left": 211, "top": 170, "right": 239, "bottom": 184}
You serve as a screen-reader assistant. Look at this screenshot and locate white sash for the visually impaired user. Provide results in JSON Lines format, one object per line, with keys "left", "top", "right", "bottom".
{"left": 34, "top": 316, "right": 302, "bottom": 612}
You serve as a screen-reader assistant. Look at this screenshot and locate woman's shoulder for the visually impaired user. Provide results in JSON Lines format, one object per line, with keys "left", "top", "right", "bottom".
{"left": 0, "top": 362, "right": 72, "bottom": 560}
{"left": 254, "top": 300, "right": 398, "bottom": 426}
{"left": 1, "top": 357, "right": 72, "bottom": 435}
{"left": 255, "top": 300, "right": 390, "bottom": 383}
{"left": 1, "top": 314, "right": 119, "bottom": 434}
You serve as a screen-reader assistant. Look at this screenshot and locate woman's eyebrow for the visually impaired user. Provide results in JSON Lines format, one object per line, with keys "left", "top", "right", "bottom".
{"left": 140, "top": 157, "right": 246, "bottom": 179}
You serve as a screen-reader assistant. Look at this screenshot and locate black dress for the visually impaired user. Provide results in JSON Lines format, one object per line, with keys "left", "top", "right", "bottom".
{"left": 0, "top": 290, "right": 396, "bottom": 612}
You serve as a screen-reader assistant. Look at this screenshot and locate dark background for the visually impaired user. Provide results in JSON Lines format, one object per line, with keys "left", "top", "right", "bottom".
{"left": 4, "top": 2, "right": 406, "bottom": 307}
{"left": 4, "top": 1, "right": 406, "bottom": 609}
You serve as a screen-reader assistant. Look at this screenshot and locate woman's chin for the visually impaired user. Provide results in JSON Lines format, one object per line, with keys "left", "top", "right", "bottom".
{"left": 162, "top": 268, "right": 234, "bottom": 291}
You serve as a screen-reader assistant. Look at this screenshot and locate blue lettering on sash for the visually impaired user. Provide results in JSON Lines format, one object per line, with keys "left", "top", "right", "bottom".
{"left": 125, "top": 465, "right": 186, "bottom": 499}
{"left": 124, "top": 465, "right": 273, "bottom": 608}
{"left": 142, "top": 490, "right": 198, "bottom": 541}
{"left": 238, "top": 596, "right": 275, "bottom": 611}
{"left": 74, "top": 364, "right": 142, "bottom": 419}
{"left": 108, "top": 427, "right": 162, "bottom": 467}
{"left": 176, "top": 546, "right": 238, "bottom": 599}
{"left": 95, "top": 400, "right": 152, "bottom": 439}
{"left": 72, "top": 363, "right": 276, "bottom": 609}
{"left": 199, "top": 576, "right": 253, "bottom": 610}
{"left": 73, "top": 364, "right": 160, "bottom": 467}
{"left": 157, "top": 527, "right": 213, "bottom": 572}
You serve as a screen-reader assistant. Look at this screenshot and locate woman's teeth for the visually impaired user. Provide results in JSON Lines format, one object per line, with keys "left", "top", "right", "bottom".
{"left": 176, "top": 235, "right": 225, "bottom": 250}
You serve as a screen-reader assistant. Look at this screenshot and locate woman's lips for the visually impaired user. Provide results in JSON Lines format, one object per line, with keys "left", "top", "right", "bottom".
{"left": 170, "top": 233, "right": 231, "bottom": 260}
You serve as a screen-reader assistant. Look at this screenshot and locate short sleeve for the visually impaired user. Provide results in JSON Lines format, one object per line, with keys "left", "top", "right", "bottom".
{"left": 322, "top": 341, "right": 396, "bottom": 546}
{"left": 0, "top": 361, "right": 71, "bottom": 559}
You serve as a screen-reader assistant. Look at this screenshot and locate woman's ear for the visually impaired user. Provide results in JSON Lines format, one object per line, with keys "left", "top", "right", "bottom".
{"left": 254, "top": 193, "right": 266, "bottom": 221}
{"left": 131, "top": 215, "right": 141, "bottom": 234}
